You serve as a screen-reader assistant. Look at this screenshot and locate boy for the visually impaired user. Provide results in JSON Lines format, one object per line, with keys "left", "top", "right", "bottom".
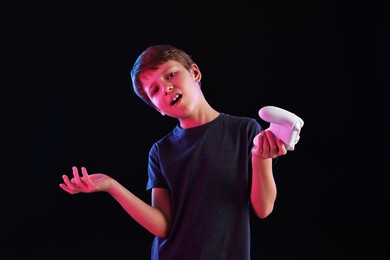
{"left": 59, "top": 44, "right": 287, "bottom": 259}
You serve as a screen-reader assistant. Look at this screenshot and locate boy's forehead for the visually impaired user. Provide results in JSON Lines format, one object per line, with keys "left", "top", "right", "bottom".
{"left": 141, "top": 60, "right": 181, "bottom": 79}
{"left": 154, "top": 60, "right": 181, "bottom": 71}
{"left": 140, "top": 60, "right": 182, "bottom": 88}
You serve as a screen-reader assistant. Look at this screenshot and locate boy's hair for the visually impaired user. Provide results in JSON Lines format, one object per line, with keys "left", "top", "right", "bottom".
{"left": 130, "top": 44, "right": 196, "bottom": 108}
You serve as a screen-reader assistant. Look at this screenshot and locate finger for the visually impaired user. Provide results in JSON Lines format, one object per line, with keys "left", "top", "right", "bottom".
{"left": 73, "top": 166, "right": 83, "bottom": 186}
{"left": 253, "top": 134, "right": 260, "bottom": 147}
{"left": 59, "top": 183, "right": 77, "bottom": 194}
{"left": 276, "top": 139, "right": 287, "bottom": 155}
{"left": 264, "top": 131, "right": 278, "bottom": 156}
{"left": 61, "top": 175, "right": 80, "bottom": 193}
{"left": 62, "top": 174, "right": 74, "bottom": 188}
{"left": 260, "top": 133, "right": 271, "bottom": 157}
{"left": 81, "top": 167, "right": 93, "bottom": 190}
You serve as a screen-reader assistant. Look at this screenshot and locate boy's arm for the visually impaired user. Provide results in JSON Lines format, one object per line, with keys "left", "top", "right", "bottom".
{"left": 107, "top": 181, "right": 172, "bottom": 238}
{"left": 250, "top": 130, "right": 286, "bottom": 218}
{"left": 250, "top": 156, "right": 276, "bottom": 218}
{"left": 60, "top": 166, "right": 172, "bottom": 238}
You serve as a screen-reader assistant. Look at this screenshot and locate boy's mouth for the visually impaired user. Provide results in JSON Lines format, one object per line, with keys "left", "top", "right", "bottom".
{"left": 170, "top": 94, "right": 182, "bottom": 106}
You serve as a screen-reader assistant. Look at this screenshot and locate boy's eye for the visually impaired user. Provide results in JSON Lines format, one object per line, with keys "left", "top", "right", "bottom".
{"left": 151, "top": 87, "right": 159, "bottom": 96}
{"left": 166, "top": 72, "right": 176, "bottom": 79}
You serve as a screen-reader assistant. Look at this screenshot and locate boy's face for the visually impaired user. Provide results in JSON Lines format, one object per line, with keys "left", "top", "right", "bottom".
{"left": 140, "top": 60, "right": 202, "bottom": 119}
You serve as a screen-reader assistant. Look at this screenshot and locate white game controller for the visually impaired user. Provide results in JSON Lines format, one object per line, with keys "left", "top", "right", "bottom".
{"left": 258, "top": 106, "right": 304, "bottom": 151}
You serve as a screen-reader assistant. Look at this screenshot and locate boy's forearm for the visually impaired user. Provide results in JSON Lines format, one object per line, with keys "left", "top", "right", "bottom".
{"left": 106, "top": 180, "right": 170, "bottom": 237}
{"left": 250, "top": 156, "right": 277, "bottom": 219}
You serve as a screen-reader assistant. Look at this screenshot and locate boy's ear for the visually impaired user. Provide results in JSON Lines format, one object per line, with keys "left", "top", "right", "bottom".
{"left": 191, "top": 64, "right": 202, "bottom": 83}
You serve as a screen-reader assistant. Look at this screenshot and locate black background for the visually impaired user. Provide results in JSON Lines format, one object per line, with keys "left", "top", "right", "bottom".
{"left": 3, "top": 1, "right": 389, "bottom": 259}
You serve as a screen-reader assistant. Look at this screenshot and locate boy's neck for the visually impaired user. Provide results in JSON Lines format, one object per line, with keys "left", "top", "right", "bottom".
{"left": 179, "top": 107, "right": 220, "bottom": 129}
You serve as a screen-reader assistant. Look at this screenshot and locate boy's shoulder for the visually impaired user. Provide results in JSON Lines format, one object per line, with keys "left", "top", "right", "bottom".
{"left": 222, "top": 113, "right": 258, "bottom": 124}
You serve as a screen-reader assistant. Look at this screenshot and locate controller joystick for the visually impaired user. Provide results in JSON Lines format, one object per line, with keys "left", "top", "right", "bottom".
{"left": 258, "top": 106, "right": 304, "bottom": 151}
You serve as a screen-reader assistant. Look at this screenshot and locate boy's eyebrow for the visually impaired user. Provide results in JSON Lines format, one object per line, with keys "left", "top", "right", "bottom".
{"left": 140, "top": 68, "right": 166, "bottom": 92}
{"left": 142, "top": 62, "right": 181, "bottom": 88}
{"left": 161, "top": 63, "right": 178, "bottom": 72}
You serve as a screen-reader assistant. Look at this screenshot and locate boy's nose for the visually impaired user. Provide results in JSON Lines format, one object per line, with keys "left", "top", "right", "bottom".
{"left": 165, "top": 85, "right": 173, "bottom": 95}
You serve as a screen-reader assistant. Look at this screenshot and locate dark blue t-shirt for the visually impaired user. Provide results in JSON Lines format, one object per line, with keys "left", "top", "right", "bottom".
{"left": 146, "top": 113, "right": 262, "bottom": 260}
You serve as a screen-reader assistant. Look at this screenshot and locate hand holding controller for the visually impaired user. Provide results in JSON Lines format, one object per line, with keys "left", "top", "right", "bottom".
{"left": 258, "top": 106, "right": 304, "bottom": 151}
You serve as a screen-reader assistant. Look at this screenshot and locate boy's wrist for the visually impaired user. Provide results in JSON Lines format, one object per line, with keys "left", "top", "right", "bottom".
{"left": 251, "top": 149, "right": 276, "bottom": 160}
